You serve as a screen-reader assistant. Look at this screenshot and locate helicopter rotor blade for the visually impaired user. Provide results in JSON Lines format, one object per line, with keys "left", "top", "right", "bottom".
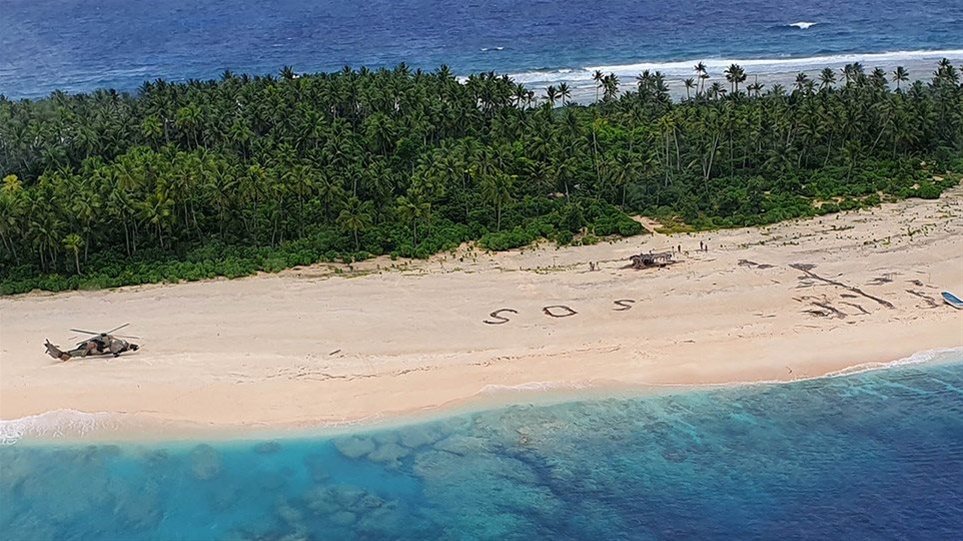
{"left": 105, "top": 323, "right": 130, "bottom": 335}
{"left": 69, "top": 328, "right": 100, "bottom": 335}
{"left": 113, "top": 334, "right": 141, "bottom": 340}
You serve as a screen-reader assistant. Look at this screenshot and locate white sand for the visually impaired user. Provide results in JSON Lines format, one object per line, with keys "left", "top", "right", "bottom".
{"left": 2, "top": 190, "right": 962, "bottom": 435}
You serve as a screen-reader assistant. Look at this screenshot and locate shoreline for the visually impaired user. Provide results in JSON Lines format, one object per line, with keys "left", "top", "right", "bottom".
{"left": 8, "top": 49, "right": 963, "bottom": 102}
{"left": 3, "top": 347, "right": 961, "bottom": 446}
{"left": 2, "top": 191, "right": 962, "bottom": 445}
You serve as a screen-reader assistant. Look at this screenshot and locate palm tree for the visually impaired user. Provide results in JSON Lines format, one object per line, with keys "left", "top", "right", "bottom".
{"left": 683, "top": 78, "right": 695, "bottom": 100}
{"left": 892, "top": 66, "right": 909, "bottom": 90}
{"left": 0, "top": 175, "right": 24, "bottom": 261}
{"left": 480, "top": 172, "right": 515, "bottom": 231}
{"left": 337, "top": 197, "right": 373, "bottom": 250}
{"left": 141, "top": 115, "right": 163, "bottom": 146}
{"left": 138, "top": 190, "right": 174, "bottom": 248}
{"left": 708, "top": 82, "right": 725, "bottom": 99}
{"left": 63, "top": 233, "right": 83, "bottom": 274}
{"left": 818, "top": 67, "right": 836, "bottom": 91}
{"left": 544, "top": 85, "right": 559, "bottom": 107}
{"left": 694, "top": 62, "right": 707, "bottom": 94}
{"left": 592, "top": 70, "right": 604, "bottom": 102}
{"left": 602, "top": 73, "right": 620, "bottom": 101}
{"left": 724, "top": 64, "right": 746, "bottom": 94}
{"left": 870, "top": 67, "right": 888, "bottom": 89}
{"left": 395, "top": 194, "right": 431, "bottom": 246}
{"left": 794, "top": 72, "right": 812, "bottom": 94}
{"left": 558, "top": 83, "right": 571, "bottom": 105}
{"left": 175, "top": 103, "right": 203, "bottom": 147}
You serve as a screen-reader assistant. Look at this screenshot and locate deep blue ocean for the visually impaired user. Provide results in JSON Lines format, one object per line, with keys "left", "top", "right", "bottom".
{"left": 2, "top": 0, "right": 962, "bottom": 99}
{"left": 2, "top": 351, "right": 962, "bottom": 540}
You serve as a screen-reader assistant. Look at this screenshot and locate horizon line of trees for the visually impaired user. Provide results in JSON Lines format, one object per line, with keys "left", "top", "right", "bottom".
{"left": 0, "top": 59, "right": 961, "bottom": 294}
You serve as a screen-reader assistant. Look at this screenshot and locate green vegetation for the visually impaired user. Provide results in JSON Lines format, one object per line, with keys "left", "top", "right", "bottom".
{"left": 1, "top": 60, "right": 961, "bottom": 294}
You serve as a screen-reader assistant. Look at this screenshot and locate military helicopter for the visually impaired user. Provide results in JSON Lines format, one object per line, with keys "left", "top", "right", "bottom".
{"left": 44, "top": 323, "right": 140, "bottom": 361}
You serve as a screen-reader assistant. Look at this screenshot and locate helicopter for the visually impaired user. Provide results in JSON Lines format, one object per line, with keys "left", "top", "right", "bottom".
{"left": 44, "top": 323, "right": 140, "bottom": 361}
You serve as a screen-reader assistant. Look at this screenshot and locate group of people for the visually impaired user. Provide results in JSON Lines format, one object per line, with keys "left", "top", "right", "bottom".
{"left": 676, "top": 241, "right": 710, "bottom": 253}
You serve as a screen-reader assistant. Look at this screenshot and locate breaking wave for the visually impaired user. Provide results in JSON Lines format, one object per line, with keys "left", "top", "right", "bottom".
{"left": 0, "top": 409, "right": 121, "bottom": 445}
{"left": 479, "top": 381, "right": 589, "bottom": 394}
{"left": 504, "top": 49, "right": 963, "bottom": 86}
{"left": 789, "top": 21, "right": 818, "bottom": 29}
{"left": 823, "top": 347, "right": 963, "bottom": 379}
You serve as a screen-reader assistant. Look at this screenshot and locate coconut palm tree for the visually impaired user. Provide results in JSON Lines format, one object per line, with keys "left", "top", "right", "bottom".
{"left": 794, "top": 73, "right": 812, "bottom": 94}
{"left": 892, "top": 66, "right": 909, "bottom": 90}
{"left": 337, "top": 197, "right": 373, "bottom": 250}
{"left": 63, "top": 233, "right": 83, "bottom": 274}
{"left": 481, "top": 172, "right": 515, "bottom": 231}
{"left": 602, "top": 73, "right": 620, "bottom": 101}
{"left": 544, "top": 85, "right": 559, "bottom": 107}
{"left": 558, "top": 83, "right": 571, "bottom": 105}
{"left": 683, "top": 78, "right": 695, "bottom": 100}
{"left": 724, "top": 64, "right": 746, "bottom": 94}
{"left": 818, "top": 68, "right": 836, "bottom": 91}
{"left": 592, "top": 70, "right": 604, "bottom": 102}
{"left": 693, "top": 61, "right": 708, "bottom": 94}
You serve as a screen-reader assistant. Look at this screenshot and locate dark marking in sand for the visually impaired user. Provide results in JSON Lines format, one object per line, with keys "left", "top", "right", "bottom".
{"left": 840, "top": 302, "right": 870, "bottom": 315}
{"left": 812, "top": 301, "right": 847, "bottom": 319}
{"left": 329, "top": 349, "right": 342, "bottom": 356}
{"left": 909, "top": 279, "right": 925, "bottom": 287}
{"left": 483, "top": 308, "right": 518, "bottom": 325}
{"left": 543, "top": 305, "right": 578, "bottom": 318}
{"left": 905, "top": 290, "right": 941, "bottom": 309}
{"left": 789, "top": 263, "right": 895, "bottom": 309}
{"left": 841, "top": 293, "right": 859, "bottom": 299}
{"left": 795, "top": 278, "right": 817, "bottom": 289}
{"left": 613, "top": 299, "right": 636, "bottom": 311}
{"left": 739, "top": 259, "right": 774, "bottom": 270}
{"left": 868, "top": 276, "right": 893, "bottom": 285}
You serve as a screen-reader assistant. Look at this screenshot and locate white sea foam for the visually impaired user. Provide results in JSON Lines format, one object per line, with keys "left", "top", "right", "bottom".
{"left": 505, "top": 49, "right": 963, "bottom": 86}
{"left": 479, "top": 381, "right": 589, "bottom": 394}
{"left": 789, "top": 21, "right": 818, "bottom": 29}
{"left": 822, "top": 347, "right": 963, "bottom": 379}
{"left": 0, "top": 409, "right": 119, "bottom": 446}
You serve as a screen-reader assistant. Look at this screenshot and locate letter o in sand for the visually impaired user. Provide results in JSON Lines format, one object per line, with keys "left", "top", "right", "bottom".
{"left": 542, "top": 305, "right": 578, "bottom": 318}
{"left": 483, "top": 308, "right": 518, "bottom": 325}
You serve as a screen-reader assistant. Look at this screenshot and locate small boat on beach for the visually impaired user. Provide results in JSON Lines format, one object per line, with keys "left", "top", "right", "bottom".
{"left": 942, "top": 291, "right": 963, "bottom": 309}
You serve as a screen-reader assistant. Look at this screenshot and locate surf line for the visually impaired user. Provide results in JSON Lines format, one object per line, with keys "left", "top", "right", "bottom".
{"left": 483, "top": 299, "right": 639, "bottom": 324}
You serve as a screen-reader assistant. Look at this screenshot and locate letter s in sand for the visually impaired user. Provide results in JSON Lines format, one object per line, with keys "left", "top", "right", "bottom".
{"left": 613, "top": 299, "right": 636, "bottom": 311}
{"left": 484, "top": 308, "right": 518, "bottom": 325}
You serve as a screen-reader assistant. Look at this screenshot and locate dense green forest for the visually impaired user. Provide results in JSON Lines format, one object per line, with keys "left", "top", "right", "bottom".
{"left": 1, "top": 60, "right": 961, "bottom": 294}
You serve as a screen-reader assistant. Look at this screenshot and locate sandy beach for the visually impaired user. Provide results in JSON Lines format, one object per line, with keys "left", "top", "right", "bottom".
{"left": 2, "top": 190, "right": 962, "bottom": 436}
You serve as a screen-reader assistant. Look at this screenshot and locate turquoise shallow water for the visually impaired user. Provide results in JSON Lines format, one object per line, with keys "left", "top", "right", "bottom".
{"left": 2, "top": 352, "right": 962, "bottom": 540}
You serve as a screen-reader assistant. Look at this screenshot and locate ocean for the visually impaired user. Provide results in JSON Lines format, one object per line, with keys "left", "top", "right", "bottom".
{"left": 2, "top": 0, "right": 962, "bottom": 100}
{"left": 2, "top": 350, "right": 962, "bottom": 540}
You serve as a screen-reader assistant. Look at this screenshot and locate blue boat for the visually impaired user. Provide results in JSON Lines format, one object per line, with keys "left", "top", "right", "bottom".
{"left": 942, "top": 291, "right": 963, "bottom": 309}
